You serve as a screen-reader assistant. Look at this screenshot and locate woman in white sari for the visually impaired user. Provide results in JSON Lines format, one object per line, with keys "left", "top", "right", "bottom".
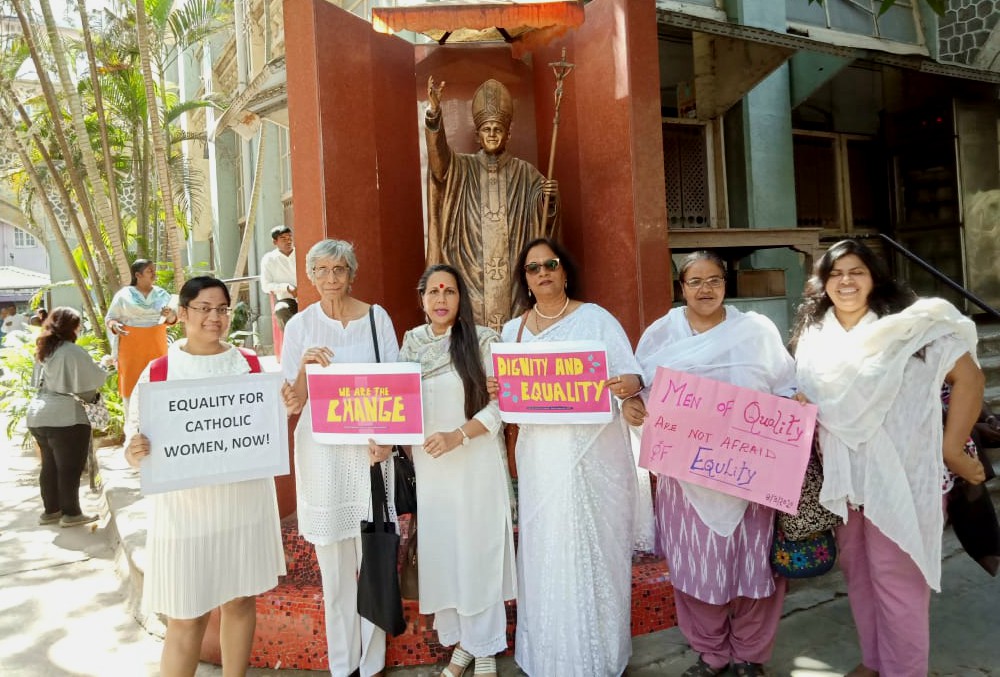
{"left": 497, "top": 238, "right": 643, "bottom": 677}
{"left": 623, "top": 251, "right": 795, "bottom": 677}
{"left": 791, "top": 239, "right": 984, "bottom": 677}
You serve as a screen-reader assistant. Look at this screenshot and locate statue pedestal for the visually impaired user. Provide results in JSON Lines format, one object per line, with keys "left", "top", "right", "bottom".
{"left": 200, "top": 516, "right": 677, "bottom": 670}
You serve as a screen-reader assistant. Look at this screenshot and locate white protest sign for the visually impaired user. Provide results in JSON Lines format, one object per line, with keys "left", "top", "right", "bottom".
{"left": 137, "top": 373, "right": 288, "bottom": 495}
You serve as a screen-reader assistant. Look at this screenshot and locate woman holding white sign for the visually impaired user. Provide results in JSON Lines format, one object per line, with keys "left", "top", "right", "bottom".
{"left": 280, "top": 239, "right": 400, "bottom": 677}
{"left": 624, "top": 251, "right": 796, "bottom": 677}
{"left": 497, "top": 238, "right": 643, "bottom": 677}
{"left": 124, "top": 276, "right": 284, "bottom": 677}
{"left": 399, "top": 264, "right": 516, "bottom": 677}
{"left": 791, "top": 239, "right": 983, "bottom": 677}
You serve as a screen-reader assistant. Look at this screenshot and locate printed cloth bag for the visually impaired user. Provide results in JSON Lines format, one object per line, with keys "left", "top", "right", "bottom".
{"left": 777, "top": 449, "right": 841, "bottom": 541}
{"left": 770, "top": 526, "right": 837, "bottom": 579}
{"left": 73, "top": 393, "right": 111, "bottom": 431}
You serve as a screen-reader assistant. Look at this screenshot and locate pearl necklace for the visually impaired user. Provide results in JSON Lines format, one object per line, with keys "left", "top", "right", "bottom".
{"left": 534, "top": 296, "right": 570, "bottom": 320}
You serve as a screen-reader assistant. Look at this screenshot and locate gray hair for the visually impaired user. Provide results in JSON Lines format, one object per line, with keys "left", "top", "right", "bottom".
{"left": 305, "top": 239, "right": 358, "bottom": 281}
{"left": 678, "top": 250, "right": 726, "bottom": 282}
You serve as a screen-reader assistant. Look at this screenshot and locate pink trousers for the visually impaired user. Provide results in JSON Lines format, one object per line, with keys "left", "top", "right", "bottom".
{"left": 674, "top": 578, "right": 787, "bottom": 670}
{"left": 837, "top": 511, "right": 930, "bottom": 677}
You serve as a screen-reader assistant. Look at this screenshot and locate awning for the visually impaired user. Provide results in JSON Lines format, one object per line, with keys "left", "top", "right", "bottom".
{"left": 372, "top": 1, "right": 584, "bottom": 45}
{"left": 211, "top": 56, "right": 288, "bottom": 141}
{"left": 0, "top": 265, "right": 50, "bottom": 303}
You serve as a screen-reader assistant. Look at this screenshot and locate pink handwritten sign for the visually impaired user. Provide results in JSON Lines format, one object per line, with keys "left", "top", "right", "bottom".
{"left": 638, "top": 367, "right": 817, "bottom": 513}
{"left": 491, "top": 341, "right": 611, "bottom": 424}
{"left": 306, "top": 363, "right": 423, "bottom": 444}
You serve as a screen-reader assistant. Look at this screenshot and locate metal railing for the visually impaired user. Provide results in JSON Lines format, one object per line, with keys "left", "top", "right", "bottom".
{"left": 857, "top": 232, "right": 1000, "bottom": 322}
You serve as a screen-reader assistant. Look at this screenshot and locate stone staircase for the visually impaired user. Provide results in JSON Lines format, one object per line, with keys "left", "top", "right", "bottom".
{"left": 979, "top": 322, "right": 1000, "bottom": 412}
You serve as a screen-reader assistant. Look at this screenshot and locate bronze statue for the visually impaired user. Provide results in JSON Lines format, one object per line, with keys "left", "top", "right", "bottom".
{"left": 425, "top": 77, "right": 559, "bottom": 332}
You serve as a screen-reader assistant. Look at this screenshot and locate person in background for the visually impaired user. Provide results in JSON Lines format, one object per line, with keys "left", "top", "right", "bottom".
{"left": 123, "top": 276, "right": 284, "bottom": 677}
{"left": 791, "top": 239, "right": 984, "bottom": 677}
{"left": 260, "top": 224, "right": 298, "bottom": 329}
{"left": 623, "top": 251, "right": 796, "bottom": 677}
{"left": 399, "top": 264, "right": 516, "bottom": 677}
{"left": 1, "top": 303, "right": 29, "bottom": 344}
{"left": 495, "top": 237, "right": 642, "bottom": 677}
{"left": 27, "top": 307, "right": 109, "bottom": 527}
{"left": 280, "top": 239, "right": 398, "bottom": 677}
{"left": 29, "top": 306, "right": 48, "bottom": 327}
{"left": 105, "top": 259, "right": 176, "bottom": 404}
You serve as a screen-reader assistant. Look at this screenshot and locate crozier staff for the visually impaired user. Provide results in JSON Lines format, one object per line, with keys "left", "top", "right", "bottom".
{"left": 124, "top": 276, "right": 284, "bottom": 677}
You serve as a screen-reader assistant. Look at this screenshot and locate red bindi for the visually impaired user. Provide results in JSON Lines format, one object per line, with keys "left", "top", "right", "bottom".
{"left": 439, "top": 283, "right": 446, "bottom": 289}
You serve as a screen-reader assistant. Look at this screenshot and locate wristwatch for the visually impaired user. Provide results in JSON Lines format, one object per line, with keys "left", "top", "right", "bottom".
{"left": 458, "top": 426, "right": 470, "bottom": 446}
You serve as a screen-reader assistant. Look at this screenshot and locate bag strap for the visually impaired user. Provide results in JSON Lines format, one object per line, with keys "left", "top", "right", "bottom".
{"left": 515, "top": 311, "right": 529, "bottom": 342}
{"left": 149, "top": 355, "right": 168, "bottom": 382}
{"left": 150, "top": 348, "right": 261, "bottom": 382}
{"left": 369, "top": 306, "right": 380, "bottom": 363}
{"left": 369, "top": 464, "right": 390, "bottom": 527}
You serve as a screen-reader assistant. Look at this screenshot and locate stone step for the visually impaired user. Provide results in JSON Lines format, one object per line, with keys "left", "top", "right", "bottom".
{"left": 200, "top": 518, "right": 677, "bottom": 671}
{"left": 985, "top": 385, "right": 1000, "bottom": 411}
{"left": 977, "top": 323, "right": 1000, "bottom": 359}
{"left": 981, "top": 355, "right": 1000, "bottom": 390}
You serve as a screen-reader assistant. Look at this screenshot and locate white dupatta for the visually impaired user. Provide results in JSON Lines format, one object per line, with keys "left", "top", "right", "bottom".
{"left": 795, "top": 298, "right": 977, "bottom": 590}
{"left": 635, "top": 306, "right": 797, "bottom": 536}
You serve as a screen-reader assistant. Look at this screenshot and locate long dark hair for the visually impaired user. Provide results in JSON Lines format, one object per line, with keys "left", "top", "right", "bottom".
{"left": 417, "top": 264, "right": 489, "bottom": 419}
{"left": 129, "top": 259, "right": 153, "bottom": 286}
{"left": 36, "top": 307, "right": 81, "bottom": 362}
{"left": 179, "top": 275, "right": 231, "bottom": 307}
{"left": 512, "top": 237, "right": 579, "bottom": 311}
{"left": 790, "top": 239, "right": 916, "bottom": 351}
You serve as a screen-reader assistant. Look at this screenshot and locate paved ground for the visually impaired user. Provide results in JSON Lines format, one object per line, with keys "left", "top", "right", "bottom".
{"left": 2, "top": 416, "right": 999, "bottom": 676}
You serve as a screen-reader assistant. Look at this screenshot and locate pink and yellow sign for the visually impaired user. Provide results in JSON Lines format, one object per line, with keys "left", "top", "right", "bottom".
{"left": 638, "top": 367, "right": 818, "bottom": 513}
{"left": 306, "top": 363, "right": 423, "bottom": 444}
{"left": 491, "top": 341, "right": 611, "bottom": 424}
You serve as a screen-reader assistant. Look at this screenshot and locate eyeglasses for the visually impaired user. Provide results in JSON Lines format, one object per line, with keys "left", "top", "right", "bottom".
{"left": 683, "top": 276, "right": 725, "bottom": 289}
{"left": 185, "top": 305, "right": 231, "bottom": 316}
{"left": 524, "top": 258, "right": 561, "bottom": 274}
{"left": 312, "top": 265, "right": 350, "bottom": 279}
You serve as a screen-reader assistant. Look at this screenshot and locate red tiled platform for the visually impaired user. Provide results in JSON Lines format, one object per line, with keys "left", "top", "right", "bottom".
{"left": 200, "top": 517, "right": 676, "bottom": 670}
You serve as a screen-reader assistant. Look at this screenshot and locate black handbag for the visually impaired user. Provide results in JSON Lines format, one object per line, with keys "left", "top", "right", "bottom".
{"left": 371, "top": 308, "right": 418, "bottom": 516}
{"left": 948, "top": 477, "right": 1000, "bottom": 577}
{"left": 358, "top": 464, "right": 406, "bottom": 636}
{"left": 393, "top": 446, "right": 417, "bottom": 516}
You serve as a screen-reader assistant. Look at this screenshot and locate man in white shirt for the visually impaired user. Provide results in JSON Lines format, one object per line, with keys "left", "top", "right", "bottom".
{"left": 260, "top": 225, "right": 298, "bottom": 328}
{"left": 1, "top": 304, "right": 29, "bottom": 344}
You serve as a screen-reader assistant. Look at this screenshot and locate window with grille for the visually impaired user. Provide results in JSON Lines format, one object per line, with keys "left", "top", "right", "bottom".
{"left": 663, "top": 120, "right": 726, "bottom": 228}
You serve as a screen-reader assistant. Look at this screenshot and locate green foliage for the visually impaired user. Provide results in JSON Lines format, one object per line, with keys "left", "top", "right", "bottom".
{"left": 0, "top": 329, "right": 125, "bottom": 444}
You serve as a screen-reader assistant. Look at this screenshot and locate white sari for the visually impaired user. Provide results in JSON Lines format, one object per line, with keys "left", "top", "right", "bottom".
{"left": 501, "top": 303, "right": 640, "bottom": 677}
{"left": 795, "top": 298, "right": 977, "bottom": 590}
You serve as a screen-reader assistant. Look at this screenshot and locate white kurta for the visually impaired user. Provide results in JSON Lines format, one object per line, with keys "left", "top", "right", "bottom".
{"left": 281, "top": 303, "right": 400, "bottom": 544}
{"left": 127, "top": 342, "right": 285, "bottom": 619}
{"left": 400, "top": 325, "right": 516, "bottom": 618}
{"left": 501, "top": 303, "right": 640, "bottom": 677}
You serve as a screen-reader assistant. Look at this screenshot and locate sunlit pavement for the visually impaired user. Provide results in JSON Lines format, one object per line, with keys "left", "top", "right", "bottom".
{"left": 2, "top": 414, "right": 998, "bottom": 676}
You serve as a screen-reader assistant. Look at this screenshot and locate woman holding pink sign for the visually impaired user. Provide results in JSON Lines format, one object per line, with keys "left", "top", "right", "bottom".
{"left": 791, "top": 239, "right": 983, "bottom": 677}
{"left": 624, "top": 250, "right": 796, "bottom": 677}
{"left": 399, "top": 264, "right": 516, "bottom": 677}
{"left": 499, "top": 238, "right": 643, "bottom": 677}
{"left": 280, "top": 239, "right": 400, "bottom": 677}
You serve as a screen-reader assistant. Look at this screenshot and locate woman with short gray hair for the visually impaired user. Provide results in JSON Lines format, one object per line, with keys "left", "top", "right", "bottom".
{"left": 281, "top": 239, "right": 399, "bottom": 677}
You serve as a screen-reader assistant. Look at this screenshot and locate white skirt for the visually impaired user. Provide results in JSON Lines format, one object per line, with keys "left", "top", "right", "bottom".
{"left": 142, "top": 478, "right": 285, "bottom": 619}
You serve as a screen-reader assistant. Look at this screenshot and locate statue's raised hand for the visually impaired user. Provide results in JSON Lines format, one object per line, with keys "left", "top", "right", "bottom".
{"left": 427, "top": 76, "right": 446, "bottom": 114}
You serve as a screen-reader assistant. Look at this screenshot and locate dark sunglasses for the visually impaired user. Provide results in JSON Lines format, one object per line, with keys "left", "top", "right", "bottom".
{"left": 524, "top": 258, "right": 561, "bottom": 274}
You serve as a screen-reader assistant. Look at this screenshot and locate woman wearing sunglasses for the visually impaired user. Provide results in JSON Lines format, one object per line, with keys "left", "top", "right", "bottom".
{"left": 498, "top": 237, "right": 643, "bottom": 677}
{"left": 623, "top": 251, "right": 796, "bottom": 677}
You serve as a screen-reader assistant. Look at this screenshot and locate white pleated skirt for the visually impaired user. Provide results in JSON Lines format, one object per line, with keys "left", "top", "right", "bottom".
{"left": 142, "top": 477, "right": 286, "bottom": 619}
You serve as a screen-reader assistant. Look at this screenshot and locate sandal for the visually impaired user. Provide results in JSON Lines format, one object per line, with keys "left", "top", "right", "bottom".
{"left": 473, "top": 656, "right": 497, "bottom": 675}
{"left": 731, "top": 662, "right": 765, "bottom": 677}
{"left": 441, "top": 646, "right": 474, "bottom": 677}
{"left": 682, "top": 657, "right": 727, "bottom": 677}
